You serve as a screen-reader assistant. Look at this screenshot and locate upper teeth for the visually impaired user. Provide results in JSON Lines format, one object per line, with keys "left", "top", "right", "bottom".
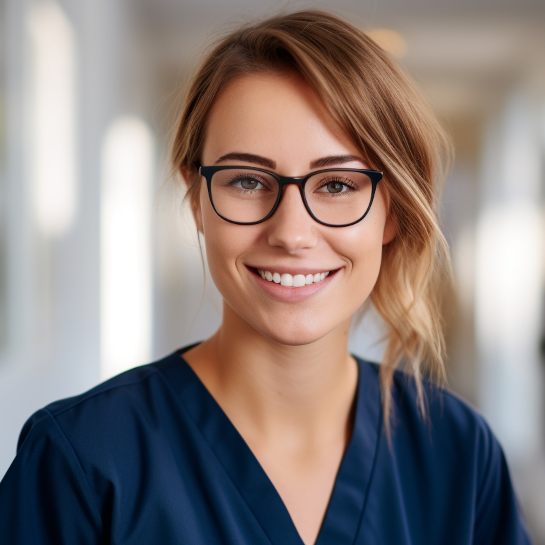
{"left": 257, "top": 270, "right": 329, "bottom": 287}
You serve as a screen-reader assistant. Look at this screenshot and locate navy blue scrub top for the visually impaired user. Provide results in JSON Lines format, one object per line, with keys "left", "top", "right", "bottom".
{"left": 0, "top": 345, "right": 533, "bottom": 544}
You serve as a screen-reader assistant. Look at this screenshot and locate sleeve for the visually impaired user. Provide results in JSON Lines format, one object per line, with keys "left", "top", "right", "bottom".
{"left": 0, "top": 409, "right": 104, "bottom": 544}
{"left": 473, "top": 420, "right": 533, "bottom": 545}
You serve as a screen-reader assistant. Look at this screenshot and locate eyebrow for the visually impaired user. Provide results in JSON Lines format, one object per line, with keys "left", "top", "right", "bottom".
{"left": 214, "top": 152, "right": 364, "bottom": 170}
{"left": 215, "top": 153, "right": 276, "bottom": 169}
{"left": 309, "top": 154, "right": 364, "bottom": 168}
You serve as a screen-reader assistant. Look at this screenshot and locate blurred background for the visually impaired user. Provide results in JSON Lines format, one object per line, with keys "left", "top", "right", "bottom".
{"left": 1, "top": 0, "right": 544, "bottom": 540}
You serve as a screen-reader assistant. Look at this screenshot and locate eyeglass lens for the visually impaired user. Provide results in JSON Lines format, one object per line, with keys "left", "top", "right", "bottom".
{"left": 209, "top": 168, "right": 374, "bottom": 225}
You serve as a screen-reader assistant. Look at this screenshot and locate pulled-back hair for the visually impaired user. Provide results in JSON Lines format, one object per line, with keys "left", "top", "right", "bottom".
{"left": 171, "top": 9, "right": 453, "bottom": 432}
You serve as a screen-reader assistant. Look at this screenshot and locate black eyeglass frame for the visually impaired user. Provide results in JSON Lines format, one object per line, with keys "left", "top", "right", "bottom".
{"left": 198, "top": 165, "right": 383, "bottom": 227}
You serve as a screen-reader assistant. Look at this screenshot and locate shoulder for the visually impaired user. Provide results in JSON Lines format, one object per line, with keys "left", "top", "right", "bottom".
{"left": 356, "top": 358, "right": 503, "bottom": 496}
{"left": 357, "top": 358, "right": 493, "bottom": 451}
{"left": 390, "top": 364, "right": 496, "bottom": 458}
{"left": 18, "top": 352, "right": 182, "bottom": 454}
{"left": 0, "top": 351, "right": 193, "bottom": 542}
{"left": 357, "top": 360, "right": 532, "bottom": 543}
{"left": 44, "top": 362, "right": 159, "bottom": 417}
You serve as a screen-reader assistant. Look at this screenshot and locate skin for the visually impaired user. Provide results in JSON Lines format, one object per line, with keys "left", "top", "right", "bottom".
{"left": 183, "top": 72, "right": 395, "bottom": 545}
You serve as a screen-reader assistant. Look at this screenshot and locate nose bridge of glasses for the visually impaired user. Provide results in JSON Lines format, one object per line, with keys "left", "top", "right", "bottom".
{"left": 270, "top": 179, "right": 316, "bottom": 229}
{"left": 276, "top": 176, "right": 307, "bottom": 207}
{"left": 276, "top": 176, "right": 307, "bottom": 204}
{"left": 271, "top": 180, "right": 315, "bottom": 232}
{"left": 277, "top": 175, "right": 306, "bottom": 188}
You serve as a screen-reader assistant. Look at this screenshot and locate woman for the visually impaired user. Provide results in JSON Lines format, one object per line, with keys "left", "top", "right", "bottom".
{"left": 0, "top": 10, "right": 532, "bottom": 545}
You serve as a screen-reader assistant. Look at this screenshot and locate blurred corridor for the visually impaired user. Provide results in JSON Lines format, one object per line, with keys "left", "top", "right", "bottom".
{"left": 1, "top": 0, "right": 544, "bottom": 540}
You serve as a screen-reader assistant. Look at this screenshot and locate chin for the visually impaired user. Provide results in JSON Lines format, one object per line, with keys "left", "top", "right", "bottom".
{"left": 255, "top": 318, "right": 333, "bottom": 347}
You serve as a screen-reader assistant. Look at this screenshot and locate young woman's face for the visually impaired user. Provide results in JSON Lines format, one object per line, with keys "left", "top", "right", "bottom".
{"left": 196, "top": 72, "right": 395, "bottom": 346}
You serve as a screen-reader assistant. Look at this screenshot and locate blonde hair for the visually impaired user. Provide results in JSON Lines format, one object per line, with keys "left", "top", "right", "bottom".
{"left": 171, "top": 10, "right": 454, "bottom": 432}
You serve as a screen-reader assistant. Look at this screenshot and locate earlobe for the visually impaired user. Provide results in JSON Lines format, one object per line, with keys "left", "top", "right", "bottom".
{"left": 379, "top": 183, "right": 396, "bottom": 245}
{"left": 382, "top": 214, "right": 397, "bottom": 245}
{"left": 180, "top": 166, "right": 205, "bottom": 234}
{"left": 192, "top": 198, "right": 204, "bottom": 234}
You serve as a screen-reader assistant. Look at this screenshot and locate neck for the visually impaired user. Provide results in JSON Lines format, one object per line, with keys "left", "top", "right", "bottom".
{"left": 184, "top": 302, "right": 358, "bottom": 447}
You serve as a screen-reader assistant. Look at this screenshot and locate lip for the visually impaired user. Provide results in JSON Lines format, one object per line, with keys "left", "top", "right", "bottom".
{"left": 246, "top": 264, "right": 337, "bottom": 276}
{"left": 246, "top": 265, "right": 340, "bottom": 303}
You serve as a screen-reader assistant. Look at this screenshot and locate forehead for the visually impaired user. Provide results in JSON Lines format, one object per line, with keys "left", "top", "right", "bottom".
{"left": 202, "top": 72, "right": 360, "bottom": 167}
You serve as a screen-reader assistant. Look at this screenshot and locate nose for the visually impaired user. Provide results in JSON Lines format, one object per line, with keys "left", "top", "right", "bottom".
{"left": 267, "top": 183, "right": 318, "bottom": 253}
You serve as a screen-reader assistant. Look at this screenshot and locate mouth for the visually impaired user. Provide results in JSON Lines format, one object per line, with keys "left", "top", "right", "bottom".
{"left": 248, "top": 266, "right": 340, "bottom": 287}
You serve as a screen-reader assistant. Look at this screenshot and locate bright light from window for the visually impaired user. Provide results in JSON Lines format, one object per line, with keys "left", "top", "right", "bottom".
{"left": 28, "top": 0, "right": 77, "bottom": 237}
{"left": 475, "top": 95, "right": 542, "bottom": 461}
{"left": 100, "top": 117, "right": 154, "bottom": 380}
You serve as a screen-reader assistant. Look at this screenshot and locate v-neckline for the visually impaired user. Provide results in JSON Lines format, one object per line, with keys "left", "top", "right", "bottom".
{"left": 154, "top": 346, "right": 382, "bottom": 545}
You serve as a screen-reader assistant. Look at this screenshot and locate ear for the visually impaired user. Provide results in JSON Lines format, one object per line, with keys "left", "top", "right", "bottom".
{"left": 382, "top": 212, "right": 397, "bottom": 245}
{"left": 380, "top": 183, "right": 396, "bottom": 245}
{"left": 180, "top": 166, "right": 204, "bottom": 234}
{"left": 191, "top": 194, "right": 204, "bottom": 235}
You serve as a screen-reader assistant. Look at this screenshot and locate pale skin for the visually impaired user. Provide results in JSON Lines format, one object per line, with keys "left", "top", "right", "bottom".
{"left": 183, "top": 72, "right": 395, "bottom": 545}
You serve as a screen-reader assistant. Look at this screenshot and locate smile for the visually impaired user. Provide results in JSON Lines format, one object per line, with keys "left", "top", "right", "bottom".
{"left": 257, "top": 269, "right": 330, "bottom": 287}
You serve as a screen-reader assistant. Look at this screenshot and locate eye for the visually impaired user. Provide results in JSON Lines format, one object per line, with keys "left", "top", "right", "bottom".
{"left": 323, "top": 181, "right": 344, "bottom": 193}
{"left": 316, "top": 179, "right": 355, "bottom": 194}
{"left": 228, "top": 176, "right": 266, "bottom": 191}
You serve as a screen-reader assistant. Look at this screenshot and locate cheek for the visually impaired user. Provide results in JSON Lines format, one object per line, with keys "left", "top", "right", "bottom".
{"left": 201, "top": 210, "right": 237, "bottom": 281}
{"left": 200, "top": 194, "right": 257, "bottom": 291}
{"left": 197, "top": 181, "right": 389, "bottom": 345}
{"left": 336, "top": 217, "right": 386, "bottom": 301}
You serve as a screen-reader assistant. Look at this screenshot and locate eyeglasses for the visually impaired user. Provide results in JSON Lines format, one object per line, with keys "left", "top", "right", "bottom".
{"left": 198, "top": 165, "right": 383, "bottom": 227}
